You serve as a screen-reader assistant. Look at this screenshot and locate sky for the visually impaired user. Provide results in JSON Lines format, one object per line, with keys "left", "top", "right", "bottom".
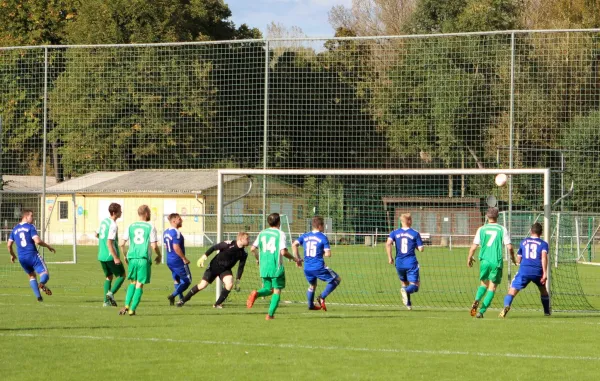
{"left": 227, "top": 0, "right": 353, "bottom": 38}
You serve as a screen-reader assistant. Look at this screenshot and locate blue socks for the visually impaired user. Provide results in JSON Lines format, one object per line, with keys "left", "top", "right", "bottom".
{"left": 40, "top": 273, "right": 49, "bottom": 285}
{"left": 504, "top": 294, "right": 514, "bottom": 307}
{"left": 30, "top": 279, "right": 41, "bottom": 298}
{"left": 320, "top": 279, "right": 341, "bottom": 300}
{"left": 405, "top": 284, "right": 419, "bottom": 294}
{"left": 307, "top": 288, "right": 316, "bottom": 308}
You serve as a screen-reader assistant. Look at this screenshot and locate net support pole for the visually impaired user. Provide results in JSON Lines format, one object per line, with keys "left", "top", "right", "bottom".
{"left": 544, "top": 168, "right": 552, "bottom": 297}
{"left": 554, "top": 213, "right": 561, "bottom": 269}
{"left": 72, "top": 193, "right": 77, "bottom": 263}
{"left": 216, "top": 171, "right": 224, "bottom": 302}
{"left": 507, "top": 32, "right": 516, "bottom": 287}
{"left": 41, "top": 47, "right": 49, "bottom": 248}
{"left": 262, "top": 40, "right": 269, "bottom": 230}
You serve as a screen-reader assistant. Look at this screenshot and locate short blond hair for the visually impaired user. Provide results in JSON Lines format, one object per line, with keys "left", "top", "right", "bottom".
{"left": 400, "top": 213, "right": 412, "bottom": 224}
{"left": 237, "top": 232, "right": 249, "bottom": 240}
{"left": 138, "top": 205, "right": 151, "bottom": 221}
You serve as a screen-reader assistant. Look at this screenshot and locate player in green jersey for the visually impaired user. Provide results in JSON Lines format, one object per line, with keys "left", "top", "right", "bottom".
{"left": 96, "top": 203, "right": 125, "bottom": 307}
{"left": 246, "top": 213, "right": 302, "bottom": 320}
{"left": 467, "top": 207, "right": 515, "bottom": 318}
{"left": 118, "top": 205, "right": 161, "bottom": 316}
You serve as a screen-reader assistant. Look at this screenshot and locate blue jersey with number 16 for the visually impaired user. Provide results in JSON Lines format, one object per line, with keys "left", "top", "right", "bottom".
{"left": 295, "top": 231, "right": 330, "bottom": 272}
{"left": 389, "top": 227, "right": 423, "bottom": 268}
{"left": 517, "top": 237, "right": 548, "bottom": 277}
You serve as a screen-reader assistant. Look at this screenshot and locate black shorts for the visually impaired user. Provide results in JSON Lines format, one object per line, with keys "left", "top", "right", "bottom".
{"left": 202, "top": 267, "right": 233, "bottom": 284}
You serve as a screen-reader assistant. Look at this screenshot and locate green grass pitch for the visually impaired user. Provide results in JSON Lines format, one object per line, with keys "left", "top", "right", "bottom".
{"left": 1, "top": 245, "right": 600, "bottom": 380}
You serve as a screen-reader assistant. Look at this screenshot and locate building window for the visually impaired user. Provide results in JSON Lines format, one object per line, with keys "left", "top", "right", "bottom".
{"left": 58, "top": 201, "right": 68, "bottom": 221}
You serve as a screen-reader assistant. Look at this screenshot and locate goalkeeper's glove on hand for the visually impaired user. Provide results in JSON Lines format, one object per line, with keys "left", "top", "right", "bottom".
{"left": 197, "top": 254, "right": 208, "bottom": 268}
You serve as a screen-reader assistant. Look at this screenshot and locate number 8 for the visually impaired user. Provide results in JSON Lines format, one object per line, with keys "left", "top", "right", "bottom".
{"left": 134, "top": 229, "right": 145, "bottom": 244}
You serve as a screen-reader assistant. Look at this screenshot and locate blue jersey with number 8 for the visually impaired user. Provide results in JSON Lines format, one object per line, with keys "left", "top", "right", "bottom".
{"left": 296, "top": 231, "right": 330, "bottom": 272}
{"left": 517, "top": 237, "right": 548, "bottom": 276}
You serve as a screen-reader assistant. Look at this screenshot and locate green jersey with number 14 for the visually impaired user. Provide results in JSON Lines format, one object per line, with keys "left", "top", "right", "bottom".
{"left": 253, "top": 227, "right": 287, "bottom": 278}
{"left": 124, "top": 221, "right": 158, "bottom": 261}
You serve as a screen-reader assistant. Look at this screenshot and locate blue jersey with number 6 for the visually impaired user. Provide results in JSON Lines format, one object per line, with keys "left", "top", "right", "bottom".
{"left": 296, "top": 231, "right": 330, "bottom": 272}
{"left": 389, "top": 228, "right": 423, "bottom": 268}
{"left": 517, "top": 237, "right": 548, "bottom": 277}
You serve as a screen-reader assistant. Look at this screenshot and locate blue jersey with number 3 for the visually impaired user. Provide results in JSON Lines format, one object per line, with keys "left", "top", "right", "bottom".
{"left": 517, "top": 237, "right": 548, "bottom": 276}
{"left": 163, "top": 228, "right": 185, "bottom": 264}
{"left": 389, "top": 228, "right": 423, "bottom": 268}
{"left": 296, "top": 231, "right": 330, "bottom": 272}
{"left": 9, "top": 223, "right": 39, "bottom": 259}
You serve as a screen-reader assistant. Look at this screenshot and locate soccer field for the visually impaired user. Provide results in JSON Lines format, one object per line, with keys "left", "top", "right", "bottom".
{"left": 1, "top": 245, "right": 600, "bottom": 381}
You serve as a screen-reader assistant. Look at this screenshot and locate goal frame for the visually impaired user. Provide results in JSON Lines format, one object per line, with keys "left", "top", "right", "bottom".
{"left": 216, "top": 168, "right": 552, "bottom": 304}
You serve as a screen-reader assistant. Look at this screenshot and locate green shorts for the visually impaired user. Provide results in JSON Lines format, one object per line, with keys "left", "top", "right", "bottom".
{"left": 127, "top": 258, "right": 152, "bottom": 284}
{"left": 100, "top": 260, "right": 125, "bottom": 278}
{"left": 262, "top": 273, "right": 286, "bottom": 290}
{"left": 479, "top": 260, "right": 502, "bottom": 285}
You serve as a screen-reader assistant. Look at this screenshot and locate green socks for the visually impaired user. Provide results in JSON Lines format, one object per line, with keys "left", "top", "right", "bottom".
{"left": 103, "top": 280, "right": 111, "bottom": 302}
{"left": 475, "top": 286, "right": 487, "bottom": 302}
{"left": 479, "top": 290, "right": 496, "bottom": 314}
{"left": 124, "top": 283, "right": 136, "bottom": 308}
{"left": 257, "top": 288, "right": 273, "bottom": 298}
{"left": 268, "top": 293, "right": 281, "bottom": 317}
{"left": 111, "top": 276, "right": 125, "bottom": 294}
{"left": 130, "top": 287, "right": 144, "bottom": 312}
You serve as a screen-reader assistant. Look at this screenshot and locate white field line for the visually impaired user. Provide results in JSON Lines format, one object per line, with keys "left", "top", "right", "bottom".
{"left": 1, "top": 332, "right": 599, "bottom": 362}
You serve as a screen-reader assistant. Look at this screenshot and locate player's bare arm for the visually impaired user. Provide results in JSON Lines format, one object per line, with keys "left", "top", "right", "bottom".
{"left": 33, "top": 236, "right": 56, "bottom": 253}
{"left": 507, "top": 244, "right": 516, "bottom": 265}
{"left": 281, "top": 248, "right": 302, "bottom": 267}
{"left": 152, "top": 242, "right": 161, "bottom": 264}
{"left": 251, "top": 245, "right": 259, "bottom": 264}
{"left": 541, "top": 250, "right": 548, "bottom": 284}
{"left": 291, "top": 241, "right": 301, "bottom": 261}
{"left": 467, "top": 244, "right": 478, "bottom": 267}
{"left": 324, "top": 248, "right": 331, "bottom": 258}
{"left": 7, "top": 240, "right": 16, "bottom": 263}
{"left": 119, "top": 239, "right": 128, "bottom": 264}
{"left": 385, "top": 238, "right": 394, "bottom": 264}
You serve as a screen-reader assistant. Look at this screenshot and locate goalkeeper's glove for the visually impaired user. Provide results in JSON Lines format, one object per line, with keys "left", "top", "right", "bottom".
{"left": 197, "top": 254, "right": 208, "bottom": 268}
{"left": 234, "top": 279, "right": 241, "bottom": 292}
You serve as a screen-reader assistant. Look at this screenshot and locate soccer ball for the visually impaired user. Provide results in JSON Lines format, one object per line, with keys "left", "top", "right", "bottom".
{"left": 495, "top": 174, "right": 507, "bottom": 187}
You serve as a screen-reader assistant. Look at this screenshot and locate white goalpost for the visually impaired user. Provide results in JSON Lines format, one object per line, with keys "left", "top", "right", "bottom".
{"left": 215, "top": 168, "right": 552, "bottom": 305}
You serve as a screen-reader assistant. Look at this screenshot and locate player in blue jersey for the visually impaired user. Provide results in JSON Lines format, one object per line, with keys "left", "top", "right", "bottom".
{"left": 7, "top": 209, "right": 56, "bottom": 301}
{"left": 499, "top": 222, "right": 551, "bottom": 317}
{"left": 386, "top": 213, "right": 424, "bottom": 310}
{"left": 292, "top": 216, "right": 341, "bottom": 311}
{"left": 164, "top": 213, "right": 192, "bottom": 306}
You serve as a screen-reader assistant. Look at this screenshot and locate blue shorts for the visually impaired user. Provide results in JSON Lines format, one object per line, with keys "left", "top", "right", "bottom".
{"left": 395, "top": 264, "right": 420, "bottom": 283}
{"left": 168, "top": 262, "right": 192, "bottom": 284}
{"left": 511, "top": 272, "right": 543, "bottom": 291}
{"left": 19, "top": 254, "right": 48, "bottom": 275}
{"left": 304, "top": 267, "right": 339, "bottom": 284}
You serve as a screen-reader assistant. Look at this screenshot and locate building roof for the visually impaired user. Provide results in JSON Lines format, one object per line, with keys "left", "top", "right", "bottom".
{"left": 45, "top": 170, "right": 243, "bottom": 194}
{"left": 0, "top": 175, "right": 57, "bottom": 192}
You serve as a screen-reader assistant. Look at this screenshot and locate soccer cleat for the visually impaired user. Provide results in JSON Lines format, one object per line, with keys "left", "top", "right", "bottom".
{"left": 406, "top": 304, "right": 413, "bottom": 311}
{"left": 213, "top": 304, "right": 223, "bottom": 309}
{"left": 103, "top": 302, "right": 111, "bottom": 307}
{"left": 167, "top": 294, "right": 176, "bottom": 306}
{"left": 308, "top": 305, "right": 322, "bottom": 311}
{"left": 39, "top": 284, "right": 52, "bottom": 296}
{"left": 128, "top": 310, "right": 136, "bottom": 316}
{"left": 37, "top": 297, "right": 43, "bottom": 302}
{"left": 106, "top": 292, "right": 117, "bottom": 307}
{"left": 176, "top": 300, "right": 185, "bottom": 307}
{"left": 476, "top": 312, "right": 484, "bottom": 319}
{"left": 499, "top": 306, "right": 511, "bottom": 318}
{"left": 246, "top": 290, "right": 258, "bottom": 309}
{"left": 265, "top": 314, "right": 274, "bottom": 320}
{"left": 470, "top": 300, "right": 479, "bottom": 317}
{"left": 118, "top": 307, "right": 129, "bottom": 315}
{"left": 544, "top": 311, "right": 552, "bottom": 316}
{"left": 316, "top": 297, "right": 327, "bottom": 312}
{"left": 400, "top": 288, "right": 409, "bottom": 308}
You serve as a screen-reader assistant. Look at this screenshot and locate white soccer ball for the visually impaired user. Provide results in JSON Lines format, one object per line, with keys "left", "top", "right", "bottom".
{"left": 495, "top": 174, "right": 507, "bottom": 187}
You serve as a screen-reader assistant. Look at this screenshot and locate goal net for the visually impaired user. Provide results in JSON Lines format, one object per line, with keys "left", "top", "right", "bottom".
{"left": 0, "top": 191, "right": 78, "bottom": 288}
{"left": 213, "top": 168, "right": 595, "bottom": 312}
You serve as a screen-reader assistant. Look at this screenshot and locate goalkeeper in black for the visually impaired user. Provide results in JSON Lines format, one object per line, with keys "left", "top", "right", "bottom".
{"left": 177, "top": 232, "right": 249, "bottom": 308}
